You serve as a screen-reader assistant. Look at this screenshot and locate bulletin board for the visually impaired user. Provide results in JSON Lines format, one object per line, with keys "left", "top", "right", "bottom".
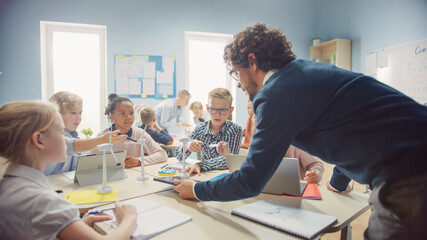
{"left": 365, "top": 38, "right": 427, "bottom": 106}
{"left": 114, "top": 54, "right": 176, "bottom": 98}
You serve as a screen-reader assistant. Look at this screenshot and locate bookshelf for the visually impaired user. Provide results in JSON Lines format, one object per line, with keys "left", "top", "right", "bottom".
{"left": 310, "top": 39, "right": 351, "bottom": 70}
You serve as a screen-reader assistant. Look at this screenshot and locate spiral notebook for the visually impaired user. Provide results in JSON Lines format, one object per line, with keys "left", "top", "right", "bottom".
{"left": 102, "top": 198, "right": 192, "bottom": 239}
{"left": 232, "top": 200, "right": 337, "bottom": 240}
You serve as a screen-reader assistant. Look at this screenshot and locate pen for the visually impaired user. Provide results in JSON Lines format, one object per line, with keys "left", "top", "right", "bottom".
{"left": 160, "top": 164, "right": 168, "bottom": 169}
{"left": 118, "top": 133, "right": 137, "bottom": 142}
{"left": 88, "top": 207, "right": 115, "bottom": 215}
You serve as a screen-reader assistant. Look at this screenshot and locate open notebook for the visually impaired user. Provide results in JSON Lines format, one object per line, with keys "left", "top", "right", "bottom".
{"left": 102, "top": 198, "right": 192, "bottom": 239}
{"left": 232, "top": 200, "right": 337, "bottom": 240}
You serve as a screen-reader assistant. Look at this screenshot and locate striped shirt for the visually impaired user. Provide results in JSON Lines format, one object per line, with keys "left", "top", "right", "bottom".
{"left": 175, "top": 120, "right": 242, "bottom": 171}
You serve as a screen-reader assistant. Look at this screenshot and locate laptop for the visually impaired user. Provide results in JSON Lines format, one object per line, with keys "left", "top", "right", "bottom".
{"left": 74, "top": 151, "right": 128, "bottom": 186}
{"left": 226, "top": 154, "right": 307, "bottom": 196}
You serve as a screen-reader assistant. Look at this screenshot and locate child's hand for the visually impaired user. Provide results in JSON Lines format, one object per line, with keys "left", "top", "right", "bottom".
{"left": 217, "top": 141, "right": 230, "bottom": 158}
{"left": 186, "top": 164, "right": 201, "bottom": 176}
{"left": 124, "top": 155, "right": 141, "bottom": 168}
{"left": 304, "top": 170, "right": 321, "bottom": 183}
{"left": 102, "top": 130, "right": 127, "bottom": 144}
{"left": 113, "top": 202, "right": 137, "bottom": 224}
{"left": 187, "top": 140, "right": 204, "bottom": 152}
{"left": 153, "top": 122, "right": 162, "bottom": 132}
{"left": 81, "top": 212, "right": 113, "bottom": 227}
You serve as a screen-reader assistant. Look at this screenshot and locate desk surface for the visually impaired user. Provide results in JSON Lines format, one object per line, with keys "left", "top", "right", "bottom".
{"left": 94, "top": 186, "right": 368, "bottom": 239}
{"left": 48, "top": 169, "right": 171, "bottom": 212}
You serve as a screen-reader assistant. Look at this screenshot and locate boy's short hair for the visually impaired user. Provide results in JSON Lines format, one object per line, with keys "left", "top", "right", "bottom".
{"left": 208, "top": 88, "right": 233, "bottom": 107}
{"left": 49, "top": 91, "right": 82, "bottom": 113}
{"left": 190, "top": 101, "right": 203, "bottom": 110}
{"left": 139, "top": 104, "right": 155, "bottom": 125}
{"left": 177, "top": 90, "right": 191, "bottom": 99}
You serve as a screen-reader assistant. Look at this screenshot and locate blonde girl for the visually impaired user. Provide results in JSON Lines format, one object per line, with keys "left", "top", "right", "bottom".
{"left": 0, "top": 101, "right": 136, "bottom": 239}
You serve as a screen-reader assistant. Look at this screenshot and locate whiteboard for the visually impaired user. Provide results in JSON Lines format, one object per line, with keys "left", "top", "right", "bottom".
{"left": 365, "top": 38, "right": 427, "bottom": 106}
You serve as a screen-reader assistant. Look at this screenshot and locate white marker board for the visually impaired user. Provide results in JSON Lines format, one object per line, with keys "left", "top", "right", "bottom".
{"left": 366, "top": 38, "right": 427, "bottom": 106}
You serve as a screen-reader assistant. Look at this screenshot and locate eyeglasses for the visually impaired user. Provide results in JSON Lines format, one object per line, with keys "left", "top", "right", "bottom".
{"left": 229, "top": 70, "right": 240, "bottom": 81}
{"left": 207, "top": 106, "right": 230, "bottom": 115}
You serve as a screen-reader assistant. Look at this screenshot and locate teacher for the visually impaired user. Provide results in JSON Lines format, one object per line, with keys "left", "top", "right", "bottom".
{"left": 173, "top": 23, "right": 427, "bottom": 239}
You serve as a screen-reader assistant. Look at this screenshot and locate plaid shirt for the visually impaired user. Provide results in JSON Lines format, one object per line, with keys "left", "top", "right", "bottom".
{"left": 175, "top": 120, "right": 242, "bottom": 171}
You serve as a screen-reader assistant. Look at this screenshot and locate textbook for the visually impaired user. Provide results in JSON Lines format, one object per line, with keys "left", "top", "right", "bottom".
{"left": 103, "top": 198, "right": 192, "bottom": 239}
{"left": 232, "top": 200, "right": 337, "bottom": 240}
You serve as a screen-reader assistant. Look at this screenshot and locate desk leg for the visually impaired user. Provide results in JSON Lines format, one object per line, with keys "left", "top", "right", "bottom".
{"left": 340, "top": 225, "right": 352, "bottom": 240}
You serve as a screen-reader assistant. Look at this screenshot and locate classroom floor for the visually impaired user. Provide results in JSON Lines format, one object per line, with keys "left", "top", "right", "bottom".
{"left": 319, "top": 161, "right": 371, "bottom": 240}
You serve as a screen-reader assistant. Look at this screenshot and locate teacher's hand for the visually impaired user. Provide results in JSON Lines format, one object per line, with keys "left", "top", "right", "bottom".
{"left": 173, "top": 179, "right": 198, "bottom": 200}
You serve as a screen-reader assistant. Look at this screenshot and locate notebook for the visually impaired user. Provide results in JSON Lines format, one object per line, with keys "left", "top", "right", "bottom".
{"left": 226, "top": 155, "right": 321, "bottom": 199}
{"left": 232, "top": 200, "right": 337, "bottom": 240}
{"left": 103, "top": 198, "right": 192, "bottom": 239}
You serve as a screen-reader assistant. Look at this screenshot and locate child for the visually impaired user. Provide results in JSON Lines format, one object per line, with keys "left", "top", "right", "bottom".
{"left": 0, "top": 100, "right": 136, "bottom": 239}
{"left": 138, "top": 104, "right": 173, "bottom": 145}
{"left": 240, "top": 100, "right": 254, "bottom": 149}
{"left": 44, "top": 91, "right": 127, "bottom": 175}
{"left": 176, "top": 88, "right": 242, "bottom": 175}
{"left": 154, "top": 89, "right": 191, "bottom": 132}
{"left": 189, "top": 101, "right": 210, "bottom": 125}
{"left": 245, "top": 114, "right": 324, "bottom": 183}
{"left": 94, "top": 93, "right": 167, "bottom": 168}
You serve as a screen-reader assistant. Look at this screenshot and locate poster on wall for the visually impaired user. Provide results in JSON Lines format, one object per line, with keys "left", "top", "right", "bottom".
{"left": 114, "top": 54, "right": 176, "bottom": 98}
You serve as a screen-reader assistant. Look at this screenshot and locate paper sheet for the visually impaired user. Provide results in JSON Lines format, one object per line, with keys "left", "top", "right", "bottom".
{"left": 64, "top": 189, "right": 118, "bottom": 204}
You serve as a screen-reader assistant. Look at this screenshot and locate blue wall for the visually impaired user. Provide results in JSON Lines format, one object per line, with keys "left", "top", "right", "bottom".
{"left": 315, "top": 0, "right": 427, "bottom": 73}
{"left": 0, "top": 0, "right": 315, "bottom": 128}
{"left": 1, "top": 0, "right": 426, "bottom": 129}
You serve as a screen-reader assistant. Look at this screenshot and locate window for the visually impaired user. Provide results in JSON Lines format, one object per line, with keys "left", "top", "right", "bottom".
{"left": 40, "top": 21, "right": 106, "bottom": 135}
{"left": 185, "top": 31, "right": 235, "bottom": 123}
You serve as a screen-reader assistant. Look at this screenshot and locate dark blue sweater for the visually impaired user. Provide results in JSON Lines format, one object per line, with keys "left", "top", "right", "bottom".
{"left": 195, "top": 59, "right": 427, "bottom": 201}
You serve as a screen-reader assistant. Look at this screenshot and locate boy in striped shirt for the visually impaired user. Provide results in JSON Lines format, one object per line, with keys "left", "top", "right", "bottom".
{"left": 175, "top": 88, "right": 242, "bottom": 174}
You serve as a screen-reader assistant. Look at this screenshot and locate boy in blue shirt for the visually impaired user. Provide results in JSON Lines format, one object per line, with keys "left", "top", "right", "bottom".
{"left": 138, "top": 104, "right": 173, "bottom": 145}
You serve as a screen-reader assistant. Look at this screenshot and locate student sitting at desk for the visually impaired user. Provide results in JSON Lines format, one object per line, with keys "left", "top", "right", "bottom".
{"left": 0, "top": 100, "right": 137, "bottom": 239}
{"left": 240, "top": 100, "right": 254, "bottom": 149}
{"left": 189, "top": 101, "right": 210, "bottom": 125}
{"left": 44, "top": 91, "right": 126, "bottom": 175}
{"left": 93, "top": 93, "right": 167, "bottom": 168}
{"left": 176, "top": 88, "right": 242, "bottom": 174}
{"left": 138, "top": 104, "right": 173, "bottom": 145}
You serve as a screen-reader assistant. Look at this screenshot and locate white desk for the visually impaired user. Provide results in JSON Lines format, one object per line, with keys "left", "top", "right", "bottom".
{"left": 96, "top": 159, "right": 369, "bottom": 239}
{"left": 94, "top": 186, "right": 368, "bottom": 240}
{"left": 47, "top": 169, "right": 172, "bottom": 212}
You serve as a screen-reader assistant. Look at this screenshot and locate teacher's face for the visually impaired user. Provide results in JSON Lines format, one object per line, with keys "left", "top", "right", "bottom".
{"left": 235, "top": 67, "right": 260, "bottom": 101}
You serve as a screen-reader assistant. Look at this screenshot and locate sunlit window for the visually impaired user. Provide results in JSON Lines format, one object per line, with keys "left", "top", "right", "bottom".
{"left": 41, "top": 21, "right": 106, "bottom": 136}
{"left": 185, "top": 31, "right": 235, "bottom": 122}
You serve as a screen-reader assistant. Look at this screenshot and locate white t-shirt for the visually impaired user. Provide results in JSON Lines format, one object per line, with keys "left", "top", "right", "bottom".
{"left": 0, "top": 164, "right": 80, "bottom": 240}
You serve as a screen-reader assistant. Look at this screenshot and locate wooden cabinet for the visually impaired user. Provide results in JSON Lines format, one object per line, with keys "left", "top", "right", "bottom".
{"left": 310, "top": 39, "right": 351, "bottom": 70}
